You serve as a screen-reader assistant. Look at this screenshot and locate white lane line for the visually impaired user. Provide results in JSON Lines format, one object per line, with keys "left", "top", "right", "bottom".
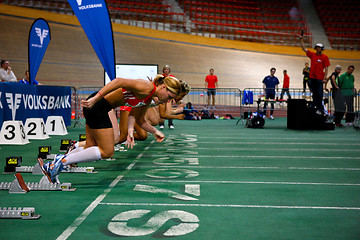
{"left": 150, "top": 147, "right": 360, "bottom": 152}
{"left": 188, "top": 141, "right": 360, "bottom": 146}
{"left": 99, "top": 202, "right": 360, "bottom": 210}
{"left": 56, "top": 142, "right": 154, "bottom": 240}
{"left": 196, "top": 136, "right": 360, "bottom": 141}
{"left": 124, "top": 179, "right": 360, "bottom": 186}
{"left": 139, "top": 166, "right": 360, "bottom": 171}
{"left": 144, "top": 155, "right": 360, "bottom": 159}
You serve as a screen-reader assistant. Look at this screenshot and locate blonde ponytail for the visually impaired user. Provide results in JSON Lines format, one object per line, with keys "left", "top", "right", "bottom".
{"left": 153, "top": 75, "right": 182, "bottom": 96}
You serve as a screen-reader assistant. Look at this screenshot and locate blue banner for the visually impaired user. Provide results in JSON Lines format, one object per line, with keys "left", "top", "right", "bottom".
{"left": 68, "top": 0, "right": 116, "bottom": 81}
{"left": 0, "top": 83, "right": 71, "bottom": 126}
{"left": 28, "top": 18, "right": 51, "bottom": 84}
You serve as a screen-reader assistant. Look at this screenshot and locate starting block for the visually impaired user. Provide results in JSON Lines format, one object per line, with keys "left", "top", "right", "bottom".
{"left": 15, "top": 163, "right": 97, "bottom": 175}
{"left": 3, "top": 155, "right": 97, "bottom": 174}
{"left": 0, "top": 121, "right": 30, "bottom": 145}
{"left": 0, "top": 207, "right": 41, "bottom": 220}
{"left": 45, "top": 116, "right": 68, "bottom": 135}
{"left": 0, "top": 173, "right": 76, "bottom": 193}
{"left": 24, "top": 118, "right": 49, "bottom": 140}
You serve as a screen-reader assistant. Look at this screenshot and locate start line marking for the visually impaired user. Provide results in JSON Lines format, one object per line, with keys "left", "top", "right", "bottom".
{"left": 99, "top": 202, "right": 360, "bottom": 211}
{"left": 56, "top": 141, "right": 155, "bottom": 240}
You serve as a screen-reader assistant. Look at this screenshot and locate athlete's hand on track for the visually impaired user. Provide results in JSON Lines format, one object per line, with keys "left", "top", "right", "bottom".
{"left": 126, "top": 133, "right": 135, "bottom": 149}
{"left": 154, "top": 130, "right": 165, "bottom": 143}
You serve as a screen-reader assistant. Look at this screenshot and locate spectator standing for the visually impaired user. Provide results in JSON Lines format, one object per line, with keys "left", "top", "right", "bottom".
{"left": 302, "top": 62, "right": 310, "bottom": 96}
{"left": 159, "top": 65, "right": 175, "bottom": 129}
{"left": 205, "top": 68, "right": 218, "bottom": 109}
{"left": 262, "top": 68, "right": 279, "bottom": 120}
{"left": 0, "top": 60, "right": 17, "bottom": 82}
{"left": 300, "top": 37, "right": 330, "bottom": 115}
{"left": 18, "top": 70, "right": 40, "bottom": 85}
{"left": 280, "top": 70, "right": 291, "bottom": 100}
{"left": 326, "top": 65, "right": 345, "bottom": 127}
{"left": 338, "top": 65, "right": 356, "bottom": 125}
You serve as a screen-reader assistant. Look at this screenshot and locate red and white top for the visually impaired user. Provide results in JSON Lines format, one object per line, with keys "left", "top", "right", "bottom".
{"left": 122, "top": 83, "right": 156, "bottom": 108}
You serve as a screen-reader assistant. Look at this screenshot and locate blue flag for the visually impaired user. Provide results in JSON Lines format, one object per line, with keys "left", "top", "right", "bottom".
{"left": 28, "top": 18, "right": 51, "bottom": 84}
{"left": 68, "top": 0, "right": 116, "bottom": 81}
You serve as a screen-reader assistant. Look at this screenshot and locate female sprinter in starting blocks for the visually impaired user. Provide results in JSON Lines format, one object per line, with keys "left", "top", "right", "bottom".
{"left": 38, "top": 75, "right": 183, "bottom": 183}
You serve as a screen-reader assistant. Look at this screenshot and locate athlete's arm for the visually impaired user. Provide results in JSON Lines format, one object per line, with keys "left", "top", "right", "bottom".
{"left": 159, "top": 103, "right": 185, "bottom": 120}
{"left": 133, "top": 106, "right": 164, "bottom": 143}
{"left": 81, "top": 78, "right": 152, "bottom": 108}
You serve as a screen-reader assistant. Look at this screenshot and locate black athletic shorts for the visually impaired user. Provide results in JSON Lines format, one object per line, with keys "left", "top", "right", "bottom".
{"left": 82, "top": 92, "right": 113, "bottom": 129}
{"left": 207, "top": 88, "right": 216, "bottom": 96}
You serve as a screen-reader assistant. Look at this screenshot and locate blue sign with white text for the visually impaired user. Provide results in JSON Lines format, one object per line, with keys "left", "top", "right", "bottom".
{"left": 28, "top": 18, "right": 51, "bottom": 84}
{"left": 68, "top": 0, "right": 116, "bottom": 81}
{"left": 0, "top": 83, "right": 71, "bottom": 127}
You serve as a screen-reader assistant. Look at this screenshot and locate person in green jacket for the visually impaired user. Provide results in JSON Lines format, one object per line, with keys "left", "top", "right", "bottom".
{"left": 338, "top": 65, "right": 355, "bottom": 125}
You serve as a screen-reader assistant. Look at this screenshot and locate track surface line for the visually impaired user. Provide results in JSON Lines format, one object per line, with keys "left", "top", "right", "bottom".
{"left": 99, "top": 202, "right": 360, "bottom": 210}
{"left": 56, "top": 142, "right": 154, "bottom": 240}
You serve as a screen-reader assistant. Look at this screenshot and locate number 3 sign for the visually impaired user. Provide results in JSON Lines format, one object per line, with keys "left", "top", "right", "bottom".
{"left": 0, "top": 121, "right": 30, "bottom": 145}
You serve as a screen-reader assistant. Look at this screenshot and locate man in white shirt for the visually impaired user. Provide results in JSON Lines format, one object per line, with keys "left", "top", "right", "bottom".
{"left": 0, "top": 60, "right": 17, "bottom": 82}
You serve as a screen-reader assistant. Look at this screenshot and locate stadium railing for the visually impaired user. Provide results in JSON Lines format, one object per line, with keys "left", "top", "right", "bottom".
{"left": 181, "top": 87, "right": 242, "bottom": 118}
{"left": 73, "top": 87, "right": 242, "bottom": 123}
{"left": 240, "top": 87, "right": 309, "bottom": 119}
{"left": 72, "top": 87, "right": 358, "bottom": 127}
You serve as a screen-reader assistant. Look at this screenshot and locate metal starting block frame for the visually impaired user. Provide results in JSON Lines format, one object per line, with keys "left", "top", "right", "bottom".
{"left": 0, "top": 173, "right": 76, "bottom": 193}
{"left": 0, "top": 207, "right": 41, "bottom": 220}
{"left": 14, "top": 163, "right": 97, "bottom": 175}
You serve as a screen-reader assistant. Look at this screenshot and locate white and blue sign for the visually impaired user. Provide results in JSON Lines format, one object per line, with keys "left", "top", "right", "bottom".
{"left": 68, "top": 0, "right": 116, "bottom": 81}
{"left": 28, "top": 18, "right": 51, "bottom": 85}
{"left": 0, "top": 83, "right": 71, "bottom": 127}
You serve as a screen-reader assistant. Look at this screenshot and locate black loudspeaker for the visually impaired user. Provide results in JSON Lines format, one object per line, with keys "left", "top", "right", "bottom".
{"left": 287, "top": 99, "right": 334, "bottom": 130}
{"left": 287, "top": 99, "right": 306, "bottom": 129}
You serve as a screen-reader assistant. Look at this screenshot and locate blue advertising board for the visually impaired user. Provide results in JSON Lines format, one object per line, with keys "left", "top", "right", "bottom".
{"left": 0, "top": 83, "right": 71, "bottom": 127}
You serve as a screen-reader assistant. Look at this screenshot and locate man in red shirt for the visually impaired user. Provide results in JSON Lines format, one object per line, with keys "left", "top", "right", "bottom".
{"left": 280, "top": 70, "right": 291, "bottom": 100}
{"left": 300, "top": 36, "right": 330, "bottom": 115}
{"left": 205, "top": 68, "right": 218, "bottom": 108}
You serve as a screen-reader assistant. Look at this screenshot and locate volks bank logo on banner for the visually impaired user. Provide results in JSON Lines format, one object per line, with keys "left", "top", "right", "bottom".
{"left": 75, "top": 0, "right": 103, "bottom": 10}
{"left": 35, "top": 28, "right": 49, "bottom": 46}
{"left": 28, "top": 18, "right": 51, "bottom": 85}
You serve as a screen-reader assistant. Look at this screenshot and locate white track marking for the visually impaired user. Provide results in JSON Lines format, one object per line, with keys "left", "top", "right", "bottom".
{"left": 189, "top": 141, "right": 360, "bottom": 146}
{"left": 99, "top": 202, "right": 360, "bottom": 210}
{"left": 56, "top": 142, "right": 154, "bottom": 240}
{"left": 195, "top": 136, "right": 360, "bottom": 141}
{"left": 145, "top": 155, "right": 360, "bottom": 160}
{"left": 150, "top": 147, "right": 360, "bottom": 152}
{"left": 125, "top": 179, "right": 360, "bottom": 186}
{"left": 139, "top": 166, "right": 360, "bottom": 171}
